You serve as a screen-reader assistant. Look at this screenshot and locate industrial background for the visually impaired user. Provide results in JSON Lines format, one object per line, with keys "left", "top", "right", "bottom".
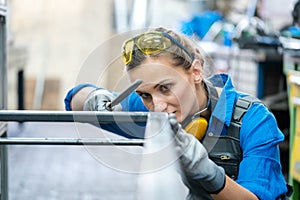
{"left": 6, "top": 0, "right": 294, "bottom": 110}
{"left": 2, "top": 0, "right": 300, "bottom": 199}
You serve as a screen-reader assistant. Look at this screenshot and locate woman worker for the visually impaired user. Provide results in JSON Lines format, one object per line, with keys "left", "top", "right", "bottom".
{"left": 65, "top": 27, "right": 289, "bottom": 199}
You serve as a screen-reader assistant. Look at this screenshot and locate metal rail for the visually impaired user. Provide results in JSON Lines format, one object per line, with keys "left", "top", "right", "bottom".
{"left": 0, "top": 110, "right": 148, "bottom": 123}
{"left": 0, "top": 137, "right": 144, "bottom": 146}
{"left": 0, "top": 110, "right": 148, "bottom": 146}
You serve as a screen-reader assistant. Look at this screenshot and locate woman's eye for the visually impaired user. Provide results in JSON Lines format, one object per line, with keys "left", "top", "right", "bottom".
{"left": 138, "top": 92, "right": 151, "bottom": 99}
{"left": 160, "top": 84, "right": 171, "bottom": 92}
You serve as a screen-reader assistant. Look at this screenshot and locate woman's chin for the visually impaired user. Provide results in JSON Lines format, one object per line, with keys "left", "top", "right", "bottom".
{"left": 175, "top": 114, "right": 184, "bottom": 123}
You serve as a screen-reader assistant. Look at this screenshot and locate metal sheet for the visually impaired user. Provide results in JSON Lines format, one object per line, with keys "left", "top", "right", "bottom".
{"left": 0, "top": 110, "right": 148, "bottom": 123}
{"left": 0, "top": 137, "right": 144, "bottom": 146}
{"left": 5, "top": 112, "right": 188, "bottom": 199}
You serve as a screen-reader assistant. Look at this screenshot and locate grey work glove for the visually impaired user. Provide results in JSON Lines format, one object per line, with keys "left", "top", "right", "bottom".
{"left": 83, "top": 88, "right": 122, "bottom": 111}
{"left": 168, "top": 114, "right": 226, "bottom": 194}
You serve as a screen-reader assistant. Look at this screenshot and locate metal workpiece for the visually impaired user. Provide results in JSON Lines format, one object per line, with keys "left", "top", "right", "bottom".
{"left": 6, "top": 112, "right": 188, "bottom": 199}
{"left": 0, "top": 110, "right": 148, "bottom": 123}
{"left": 0, "top": 137, "right": 145, "bottom": 146}
{"left": 0, "top": 3, "right": 8, "bottom": 200}
{"left": 137, "top": 112, "right": 188, "bottom": 199}
{"left": 0, "top": 121, "right": 6, "bottom": 136}
{"left": 0, "top": 110, "right": 148, "bottom": 146}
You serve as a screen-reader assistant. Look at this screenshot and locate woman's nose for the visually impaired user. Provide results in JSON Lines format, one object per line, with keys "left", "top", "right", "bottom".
{"left": 152, "top": 95, "right": 167, "bottom": 112}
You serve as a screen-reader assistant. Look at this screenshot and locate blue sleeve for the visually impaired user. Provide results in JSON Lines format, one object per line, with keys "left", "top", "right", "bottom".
{"left": 64, "top": 83, "right": 148, "bottom": 112}
{"left": 237, "top": 103, "right": 288, "bottom": 199}
{"left": 102, "top": 91, "right": 148, "bottom": 138}
{"left": 120, "top": 91, "right": 148, "bottom": 112}
{"left": 99, "top": 122, "right": 146, "bottom": 139}
{"left": 64, "top": 84, "right": 148, "bottom": 138}
{"left": 64, "top": 83, "right": 99, "bottom": 111}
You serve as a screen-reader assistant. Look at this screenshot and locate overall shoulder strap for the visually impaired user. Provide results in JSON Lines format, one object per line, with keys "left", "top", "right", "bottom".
{"left": 228, "top": 95, "right": 261, "bottom": 138}
{"left": 204, "top": 95, "right": 261, "bottom": 180}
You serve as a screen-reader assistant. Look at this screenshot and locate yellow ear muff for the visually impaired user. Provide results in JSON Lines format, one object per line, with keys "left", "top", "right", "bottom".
{"left": 184, "top": 117, "right": 208, "bottom": 140}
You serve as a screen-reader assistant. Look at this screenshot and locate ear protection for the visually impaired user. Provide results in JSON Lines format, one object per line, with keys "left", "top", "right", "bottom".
{"left": 182, "top": 80, "right": 215, "bottom": 140}
{"left": 182, "top": 107, "right": 209, "bottom": 140}
{"left": 183, "top": 80, "right": 218, "bottom": 140}
{"left": 184, "top": 117, "right": 208, "bottom": 140}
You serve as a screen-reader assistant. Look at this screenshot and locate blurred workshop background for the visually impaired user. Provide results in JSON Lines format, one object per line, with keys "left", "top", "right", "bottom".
{"left": 2, "top": 0, "right": 300, "bottom": 199}
{"left": 5, "top": 0, "right": 295, "bottom": 111}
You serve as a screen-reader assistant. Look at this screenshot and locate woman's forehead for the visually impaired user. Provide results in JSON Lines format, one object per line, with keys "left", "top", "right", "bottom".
{"left": 128, "top": 58, "right": 188, "bottom": 83}
{"left": 129, "top": 66, "right": 188, "bottom": 86}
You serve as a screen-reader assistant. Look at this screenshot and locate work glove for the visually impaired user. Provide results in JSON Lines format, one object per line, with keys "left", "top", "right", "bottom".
{"left": 168, "top": 114, "right": 226, "bottom": 194}
{"left": 83, "top": 88, "right": 122, "bottom": 111}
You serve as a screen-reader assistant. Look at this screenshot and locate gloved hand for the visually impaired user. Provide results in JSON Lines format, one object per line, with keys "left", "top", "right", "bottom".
{"left": 168, "top": 114, "right": 226, "bottom": 194}
{"left": 83, "top": 88, "right": 122, "bottom": 111}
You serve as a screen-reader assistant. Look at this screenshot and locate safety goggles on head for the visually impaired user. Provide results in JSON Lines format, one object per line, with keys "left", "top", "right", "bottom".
{"left": 122, "top": 31, "right": 194, "bottom": 65}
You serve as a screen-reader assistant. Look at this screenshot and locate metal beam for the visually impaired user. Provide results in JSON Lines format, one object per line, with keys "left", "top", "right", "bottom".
{"left": 0, "top": 110, "right": 148, "bottom": 123}
{"left": 0, "top": 137, "right": 145, "bottom": 146}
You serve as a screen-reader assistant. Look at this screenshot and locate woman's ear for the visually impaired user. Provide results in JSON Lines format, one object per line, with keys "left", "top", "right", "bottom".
{"left": 191, "top": 59, "right": 203, "bottom": 84}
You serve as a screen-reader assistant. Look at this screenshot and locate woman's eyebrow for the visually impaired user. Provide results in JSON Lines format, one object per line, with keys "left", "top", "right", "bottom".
{"left": 153, "top": 79, "right": 172, "bottom": 89}
{"left": 135, "top": 79, "right": 173, "bottom": 93}
{"left": 135, "top": 90, "right": 142, "bottom": 94}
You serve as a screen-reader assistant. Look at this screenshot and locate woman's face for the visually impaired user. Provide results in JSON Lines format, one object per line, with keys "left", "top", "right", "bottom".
{"left": 128, "top": 56, "right": 204, "bottom": 123}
